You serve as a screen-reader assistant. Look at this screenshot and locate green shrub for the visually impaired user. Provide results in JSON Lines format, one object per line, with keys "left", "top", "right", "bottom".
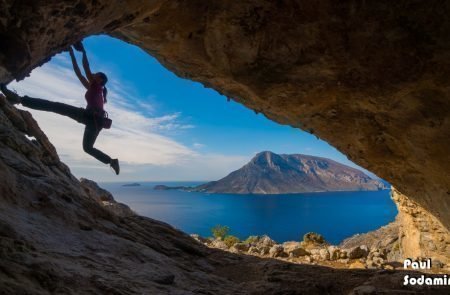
{"left": 243, "top": 235, "right": 259, "bottom": 245}
{"left": 224, "top": 235, "right": 240, "bottom": 248}
{"left": 302, "top": 232, "right": 326, "bottom": 244}
{"left": 211, "top": 225, "right": 230, "bottom": 240}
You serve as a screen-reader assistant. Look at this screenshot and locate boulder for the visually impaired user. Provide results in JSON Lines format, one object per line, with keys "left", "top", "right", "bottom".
{"left": 303, "top": 256, "right": 313, "bottom": 263}
{"left": 347, "top": 246, "right": 369, "bottom": 259}
{"left": 247, "top": 246, "right": 259, "bottom": 255}
{"left": 269, "top": 245, "right": 286, "bottom": 258}
{"left": 369, "top": 250, "right": 381, "bottom": 259}
{"left": 228, "top": 246, "right": 240, "bottom": 254}
{"left": 231, "top": 243, "right": 249, "bottom": 253}
{"left": 244, "top": 235, "right": 276, "bottom": 249}
{"left": 282, "top": 241, "right": 301, "bottom": 253}
{"left": 328, "top": 246, "right": 340, "bottom": 260}
{"left": 259, "top": 235, "right": 276, "bottom": 248}
{"left": 211, "top": 239, "right": 228, "bottom": 250}
{"left": 372, "top": 257, "right": 384, "bottom": 265}
{"left": 319, "top": 249, "right": 330, "bottom": 261}
{"left": 289, "top": 247, "right": 310, "bottom": 257}
{"left": 282, "top": 241, "right": 309, "bottom": 257}
{"left": 259, "top": 246, "right": 271, "bottom": 256}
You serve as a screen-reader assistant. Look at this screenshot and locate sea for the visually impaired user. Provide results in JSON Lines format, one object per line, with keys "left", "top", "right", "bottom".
{"left": 100, "top": 182, "right": 397, "bottom": 245}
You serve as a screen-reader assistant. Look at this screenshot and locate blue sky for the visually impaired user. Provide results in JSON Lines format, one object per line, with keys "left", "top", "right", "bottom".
{"left": 11, "top": 35, "right": 376, "bottom": 182}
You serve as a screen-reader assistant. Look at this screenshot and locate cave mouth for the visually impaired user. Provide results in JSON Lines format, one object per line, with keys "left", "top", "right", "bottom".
{"left": 1, "top": 2, "right": 450, "bottom": 292}
{"left": 1, "top": 0, "right": 449, "bottom": 235}
{"left": 9, "top": 35, "right": 398, "bottom": 247}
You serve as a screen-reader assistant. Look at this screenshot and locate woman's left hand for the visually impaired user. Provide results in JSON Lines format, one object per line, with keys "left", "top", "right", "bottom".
{"left": 73, "top": 41, "right": 85, "bottom": 52}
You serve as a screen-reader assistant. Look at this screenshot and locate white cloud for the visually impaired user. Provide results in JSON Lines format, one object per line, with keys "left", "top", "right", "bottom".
{"left": 9, "top": 53, "right": 249, "bottom": 182}
{"left": 11, "top": 58, "right": 194, "bottom": 166}
{"left": 193, "top": 142, "right": 205, "bottom": 149}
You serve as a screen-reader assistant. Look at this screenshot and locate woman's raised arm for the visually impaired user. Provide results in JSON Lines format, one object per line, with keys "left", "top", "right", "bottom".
{"left": 75, "top": 42, "right": 94, "bottom": 82}
{"left": 68, "top": 47, "right": 89, "bottom": 89}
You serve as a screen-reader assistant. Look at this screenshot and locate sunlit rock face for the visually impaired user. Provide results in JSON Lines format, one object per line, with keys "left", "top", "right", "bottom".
{"left": 0, "top": 1, "right": 449, "bottom": 228}
{"left": 392, "top": 189, "right": 450, "bottom": 266}
{"left": 341, "top": 188, "right": 450, "bottom": 266}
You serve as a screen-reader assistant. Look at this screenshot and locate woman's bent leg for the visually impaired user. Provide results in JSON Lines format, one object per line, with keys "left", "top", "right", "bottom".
{"left": 21, "top": 96, "right": 85, "bottom": 123}
{"left": 82, "top": 124, "right": 112, "bottom": 164}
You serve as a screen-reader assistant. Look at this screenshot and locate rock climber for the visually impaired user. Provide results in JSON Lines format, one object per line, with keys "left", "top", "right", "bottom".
{"left": 0, "top": 41, "right": 120, "bottom": 175}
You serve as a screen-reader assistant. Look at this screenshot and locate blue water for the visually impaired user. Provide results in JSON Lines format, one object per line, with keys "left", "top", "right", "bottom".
{"left": 100, "top": 182, "right": 397, "bottom": 245}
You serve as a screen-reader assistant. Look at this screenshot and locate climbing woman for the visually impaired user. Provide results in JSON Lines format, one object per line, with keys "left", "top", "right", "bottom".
{"left": 0, "top": 41, "right": 120, "bottom": 175}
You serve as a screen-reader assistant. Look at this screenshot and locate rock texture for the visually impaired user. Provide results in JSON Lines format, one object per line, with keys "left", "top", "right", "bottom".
{"left": 198, "top": 229, "right": 448, "bottom": 273}
{"left": 80, "top": 178, "right": 135, "bottom": 217}
{"left": 341, "top": 188, "right": 450, "bottom": 266}
{"left": 1, "top": 94, "right": 449, "bottom": 293}
{"left": 193, "top": 151, "right": 387, "bottom": 194}
{"left": 393, "top": 188, "right": 450, "bottom": 267}
{"left": 0, "top": 0, "right": 448, "bottom": 229}
{"left": 340, "top": 221, "right": 401, "bottom": 262}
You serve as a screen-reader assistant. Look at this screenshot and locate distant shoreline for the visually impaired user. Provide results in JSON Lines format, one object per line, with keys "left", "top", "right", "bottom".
{"left": 153, "top": 183, "right": 391, "bottom": 195}
{"left": 122, "top": 183, "right": 141, "bottom": 187}
{"left": 152, "top": 151, "right": 389, "bottom": 194}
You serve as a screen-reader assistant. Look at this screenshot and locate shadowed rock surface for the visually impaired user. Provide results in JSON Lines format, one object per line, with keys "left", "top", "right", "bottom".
{"left": 1, "top": 89, "right": 449, "bottom": 294}
{"left": 0, "top": 0, "right": 449, "bottom": 229}
{"left": 193, "top": 151, "right": 387, "bottom": 194}
{"left": 80, "top": 178, "right": 135, "bottom": 217}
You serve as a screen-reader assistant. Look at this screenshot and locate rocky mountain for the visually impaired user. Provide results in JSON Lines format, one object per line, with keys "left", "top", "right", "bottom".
{"left": 193, "top": 151, "right": 387, "bottom": 194}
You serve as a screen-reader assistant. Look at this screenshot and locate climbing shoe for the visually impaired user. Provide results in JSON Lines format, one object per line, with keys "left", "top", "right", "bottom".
{"left": 0, "top": 84, "right": 22, "bottom": 105}
{"left": 110, "top": 159, "right": 120, "bottom": 175}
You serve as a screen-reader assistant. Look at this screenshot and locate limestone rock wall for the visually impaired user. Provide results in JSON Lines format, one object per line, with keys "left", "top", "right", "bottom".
{"left": 341, "top": 188, "right": 450, "bottom": 266}
{"left": 0, "top": 1, "right": 449, "bottom": 229}
{"left": 393, "top": 188, "right": 450, "bottom": 266}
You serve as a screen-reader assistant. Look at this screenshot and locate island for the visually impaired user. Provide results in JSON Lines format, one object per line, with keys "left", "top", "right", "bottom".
{"left": 153, "top": 185, "right": 193, "bottom": 191}
{"left": 122, "top": 183, "right": 141, "bottom": 187}
{"left": 155, "top": 151, "right": 389, "bottom": 194}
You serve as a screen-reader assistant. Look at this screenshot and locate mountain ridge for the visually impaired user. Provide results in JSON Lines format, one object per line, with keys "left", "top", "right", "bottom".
{"left": 191, "top": 151, "right": 388, "bottom": 194}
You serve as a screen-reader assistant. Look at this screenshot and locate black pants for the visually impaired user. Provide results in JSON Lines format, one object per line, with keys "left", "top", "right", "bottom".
{"left": 22, "top": 96, "right": 112, "bottom": 164}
